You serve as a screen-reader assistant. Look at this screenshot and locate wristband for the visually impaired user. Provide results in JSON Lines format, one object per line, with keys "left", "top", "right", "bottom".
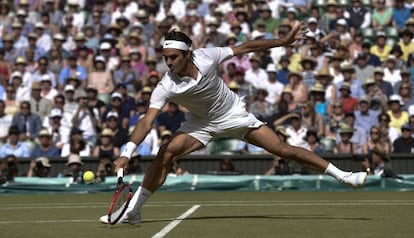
{"left": 120, "top": 142, "right": 137, "bottom": 159}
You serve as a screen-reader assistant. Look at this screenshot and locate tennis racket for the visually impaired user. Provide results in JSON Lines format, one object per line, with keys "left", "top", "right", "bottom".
{"left": 107, "top": 168, "right": 133, "bottom": 225}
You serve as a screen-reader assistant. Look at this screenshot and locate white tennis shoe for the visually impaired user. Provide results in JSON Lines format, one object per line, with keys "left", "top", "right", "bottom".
{"left": 99, "top": 211, "right": 141, "bottom": 225}
{"left": 340, "top": 172, "right": 367, "bottom": 189}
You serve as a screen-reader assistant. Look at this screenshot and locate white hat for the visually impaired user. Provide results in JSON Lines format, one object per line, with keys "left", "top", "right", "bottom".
{"left": 336, "top": 18, "right": 347, "bottom": 26}
{"left": 111, "top": 92, "right": 122, "bottom": 99}
{"left": 53, "top": 33, "right": 65, "bottom": 41}
{"left": 94, "top": 55, "right": 105, "bottom": 62}
{"left": 35, "top": 157, "right": 51, "bottom": 168}
{"left": 409, "top": 105, "right": 414, "bottom": 117}
{"left": 66, "top": 154, "right": 83, "bottom": 166}
{"left": 38, "top": 128, "right": 51, "bottom": 137}
{"left": 389, "top": 94, "right": 403, "bottom": 105}
{"left": 136, "top": 9, "right": 148, "bottom": 18}
{"left": 50, "top": 108, "right": 63, "bottom": 118}
{"left": 35, "top": 22, "right": 44, "bottom": 29}
{"left": 67, "top": 0, "right": 79, "bottom": 6}
{"left": 187, "top": 9, "right": 197, "bottom": 16}
{"left": 207, "top": 17, "right": 219, "bottom": 26}
{"left": 16, "top": 9, "right": 27, "bottom": 16}
{"left": 305, "top": 31, "right": 316, "bottom": 39}
{"left": 74, "top": 32, "right": 85, "bottom": 41}
{"left": 308, "top": 17, "right": 318, "bottom": 24}
{"left": 287, "top": 7, "right": 297, "bottom": 14}
{"left": 266, "top": 63, "right": 278, "bottom": 73}
{"left": 100, "top": 42, "right": 111, "bottom": 50}
{"left": 251, "top": 30, "right": 265, "bottom": 40}
{"left": 106, "top": 111, "right": 119, "bottom": 119}
{"left": 64, "top": 84, "right": 75, "bottom": 91}
{"left": 11, "top": 71, "right": 22, "bottom": 78}
{"left": 41, "top": 74, "right": 51, "bottom": 82}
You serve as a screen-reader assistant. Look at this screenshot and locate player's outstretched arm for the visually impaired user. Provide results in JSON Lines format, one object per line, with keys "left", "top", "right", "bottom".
{"left": 114, "top": 108, "right": 160, "bottom": 171}
{"left": 231, "top": 21, "right": 307, "bottom": 56}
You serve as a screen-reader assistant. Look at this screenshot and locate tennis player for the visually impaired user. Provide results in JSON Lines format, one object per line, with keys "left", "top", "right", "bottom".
{"left": 100, "top": 22, "right": 367, "bottom": 224}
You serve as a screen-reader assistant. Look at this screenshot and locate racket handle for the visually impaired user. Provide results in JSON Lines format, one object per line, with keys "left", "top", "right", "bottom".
{"left": 117, "top": 168, "right": 124, "bottom": 179}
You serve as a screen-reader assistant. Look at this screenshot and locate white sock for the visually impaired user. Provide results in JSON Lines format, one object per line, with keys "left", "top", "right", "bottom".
{"left": 324, "top": 163, "right": 349, "bottom": 180}
{"left": 126, "top": 186, "right": 152, "bottom": 216}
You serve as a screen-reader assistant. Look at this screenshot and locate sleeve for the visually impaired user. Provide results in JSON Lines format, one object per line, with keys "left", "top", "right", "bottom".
{"left": 197, "top": 47, "right": 234, "bottom": 66}
{"left": 149, "top": 81, "right": 169, "bottom": 110}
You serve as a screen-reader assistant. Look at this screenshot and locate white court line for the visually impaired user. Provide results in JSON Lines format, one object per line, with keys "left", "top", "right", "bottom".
{"left": 152, "top": 205, "right": 201, "bottom": 238}
{"left": 1, "top": 202, "right": 414, "bottom": 210}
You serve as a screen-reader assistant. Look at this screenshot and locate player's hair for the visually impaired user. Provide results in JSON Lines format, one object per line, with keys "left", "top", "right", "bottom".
{"left": 165, "top": 30, "right": 192, "bottom": 50}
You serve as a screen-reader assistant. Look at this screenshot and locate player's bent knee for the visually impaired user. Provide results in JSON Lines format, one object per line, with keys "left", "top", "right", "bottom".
{"left": 156, "top": 144, "right": 180, "bottom": 166}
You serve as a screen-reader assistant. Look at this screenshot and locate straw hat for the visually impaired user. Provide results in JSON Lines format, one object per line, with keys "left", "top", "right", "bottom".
{"left": 66, "top": 154, "right": 83, "bottom": 166}
{"left": 100, "top": 128, "right": 114, "bottom": 137}
{"left": 311, "top": 83, "right": 325, "bottom": 93}
{"left": 315, "top": 68, "right": 333, "bottom": 80}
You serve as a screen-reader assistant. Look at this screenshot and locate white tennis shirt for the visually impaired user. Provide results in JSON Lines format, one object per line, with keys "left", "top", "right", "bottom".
{"left": 150, "top": 47, "right": 243, "bottom": 122}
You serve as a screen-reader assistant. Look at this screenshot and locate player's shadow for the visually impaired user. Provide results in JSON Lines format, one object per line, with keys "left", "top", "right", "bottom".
{"left": 142, "top": 214, "right": 371, "bottom": 224}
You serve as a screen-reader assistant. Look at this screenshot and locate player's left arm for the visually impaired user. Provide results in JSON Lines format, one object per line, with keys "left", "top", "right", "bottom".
{"left": 231, "top": 21, "right": 307, "bottom": 56}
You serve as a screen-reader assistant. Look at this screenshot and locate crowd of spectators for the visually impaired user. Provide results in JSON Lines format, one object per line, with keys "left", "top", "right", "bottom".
{"left": 1, "top": 0, "right": 414, "bottom": 180}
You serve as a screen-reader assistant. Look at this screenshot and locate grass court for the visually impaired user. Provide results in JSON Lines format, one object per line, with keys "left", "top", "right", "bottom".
{"left": 0, "top": 191, "right": 413, "bottom": 238}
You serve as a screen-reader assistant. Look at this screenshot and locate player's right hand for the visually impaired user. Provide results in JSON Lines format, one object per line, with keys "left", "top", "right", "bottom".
{"left": 114, "top": 156, "right": 129, "bottom": 173}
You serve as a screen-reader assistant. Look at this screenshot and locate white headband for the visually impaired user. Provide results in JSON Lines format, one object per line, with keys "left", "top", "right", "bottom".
{"left": 163, "top": 40, "right": 190, "bottom": 51}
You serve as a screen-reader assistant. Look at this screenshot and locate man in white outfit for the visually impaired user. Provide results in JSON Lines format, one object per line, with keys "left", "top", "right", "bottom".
{"left": 100, "top": 22, "right": 367, "bottom": 224}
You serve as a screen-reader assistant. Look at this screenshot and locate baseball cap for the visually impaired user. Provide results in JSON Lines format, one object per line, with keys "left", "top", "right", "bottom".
{"left": 11, "top": 71, "right": 22, "bottom": 79}
{"left": 64, "top": 84, "right": 75, "bottom": 92}
{"left": 266, "top": 63, "right": 277, "bottom": 73}
{"left": 41, "top": 74, "right": 51, "bottom": 82}
{"left": 50, "top": 108, "right": 63, "bottom": 118}
{"left": 35, "top": 157, "right": 51, "bottom": 168}
{"left": 100, "top": 42, "right": 111, "bottom": 50}
{"left": 35, "top": 22, "right": 44, "bottom": 29}
{"left": 53, "top": 33, "right": 65, "bottom": 41}
{"left": 94, "top": 55, "right": 105, "bottom": 62}
{"left": 307, "top": 17, "right": 317, "bottom": 24}
{"left": 389, "top": 94, "right": 403, "bottom": 105}
{"left": 70, "top": 128, "right": 83, "bottom": 135}
{"left": 106, "top": 111, "right": 119, "bottom": 119}
{"left": 111, "top": 92, "right": 122, "bottom": 99}
{"left": 336, "top": 18, "right": 347, "bottom": 26}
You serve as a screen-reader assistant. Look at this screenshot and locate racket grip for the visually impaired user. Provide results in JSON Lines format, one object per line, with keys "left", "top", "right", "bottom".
{"left": 117, "top": 168, "right": 124, "bottom": 179}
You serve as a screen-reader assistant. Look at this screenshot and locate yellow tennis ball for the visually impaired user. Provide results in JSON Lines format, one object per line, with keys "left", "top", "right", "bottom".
{"left": 83, "top": 171, "right": 95, "bottom": 183}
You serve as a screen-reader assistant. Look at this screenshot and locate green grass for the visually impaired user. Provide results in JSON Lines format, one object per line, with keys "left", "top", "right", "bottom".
{"left": 0, "top": 191, "right": 413, "bottom": 238}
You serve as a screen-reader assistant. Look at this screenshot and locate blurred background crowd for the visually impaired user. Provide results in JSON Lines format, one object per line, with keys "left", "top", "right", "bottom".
{"left": 0, "top": 0, "right": 414, "bottom": 181}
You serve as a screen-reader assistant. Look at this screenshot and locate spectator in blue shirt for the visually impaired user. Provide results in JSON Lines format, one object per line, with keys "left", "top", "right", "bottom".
{"left": 30, "top": 128, "right": 60, "bottom": 158}
{"left": 392, "top": 0, "right": 411, "bottom": 30}
{"left": 58, "top": 54, "right": 87, "bottom": 89}
{"left": 0, "top": 126, "right": 30, "bottom": 158}
{"left": 354, "top": 96, "right": 380, "bottom": 137}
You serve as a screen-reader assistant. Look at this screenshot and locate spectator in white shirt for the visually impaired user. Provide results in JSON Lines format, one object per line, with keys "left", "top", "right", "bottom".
{"left": 34, "top": 23, "right": 52, "bottom": 53}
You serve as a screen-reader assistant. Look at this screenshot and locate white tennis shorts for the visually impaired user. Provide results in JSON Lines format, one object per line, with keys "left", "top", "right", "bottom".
{"left": 178, "top": 105, "right": 265, "bottom": 145}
